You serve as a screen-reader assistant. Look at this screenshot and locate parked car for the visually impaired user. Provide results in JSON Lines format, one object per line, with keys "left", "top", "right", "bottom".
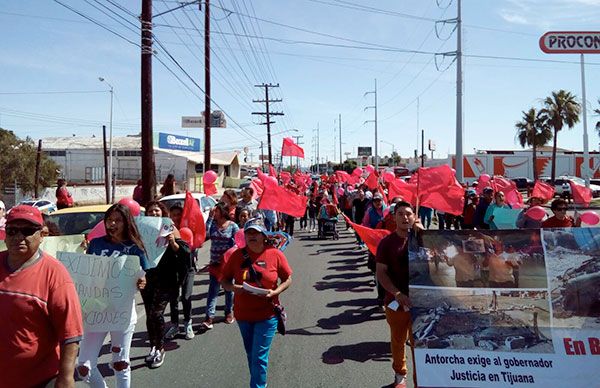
{"left": 543, "top": 176, "right": 600, "bottom": 198}
{"left": 19, "top": 199, "right": 57, "bottom": 214}
{"left": 564, "top": 176, "right": 600, "bottom": 197}
{"left": 510, "top": 177, "right": 534, "bottom": 191}
{"left": 159, "top": 193, "right": 216, "bottom": 222}
{"left": 43, "top": 204, "right": 112, "bottom": 236}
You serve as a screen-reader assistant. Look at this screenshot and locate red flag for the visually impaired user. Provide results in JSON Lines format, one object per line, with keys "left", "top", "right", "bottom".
{"left": 531, "top": 180, "right": 555, "bottom": 201}
{"left": 258, "top": 182, "right": 308, "bottom": 217}
{"left": 420, "top": 182, "right": 465, "bottom": 215}
{"left": 204, "top": 183, "right": 217, "bottom": 196}
{"left": 250, "top": 178, "right": 263, "bottom": 198}
{"left": 491, "top": 176, "right": 524, "bottom": 208}
{"left": 281, "top": 137, "right": 305, "bottom": 158}
{"left": 378, "top": 183, "right": 388, "bottom": 206}
{"left": 269, "top": 164, "right": 277, "bottom": 178}
{"left": 414, "top": 165, "right": 455, "bottom": 194}
{"left": 364, "top": 172, "right": 379, "bottom": 190}
{"left": 343, "top": 215, "right": 391, "bottom": 255}
{"left": 181, "top": 191, "right": 206, "bottom": 249}
{"left": 388, "top": 178, "right": 418, "bottom": 206}
{"left": 280, "top": 171, "right": 291, "bottom": 185}
{"left": 569, "top": 181, "right": 592, "bottom": 207}
{"left": 335, "top": 170, "right": 350, "bottom": 183}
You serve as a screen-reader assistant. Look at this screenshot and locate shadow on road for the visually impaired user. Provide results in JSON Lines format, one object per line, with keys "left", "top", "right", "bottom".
{"left": 322, "top": 271, "right": 371, "bottom": 281}
{"left": 321, "top": 341, "right": 391, "bottom": 364}
{"left": 326, "top": 297, "right": 377, "bottom": 309}
{"left": 317, "top": 306, "right": 385, "bottom": 330}
{"left": 314, "top": 279, "right": 372, "bottom": 292}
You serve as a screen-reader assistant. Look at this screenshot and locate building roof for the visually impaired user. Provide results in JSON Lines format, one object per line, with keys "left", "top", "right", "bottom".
{"left": 42, "top": 136, "right": 240, "bottom": 165}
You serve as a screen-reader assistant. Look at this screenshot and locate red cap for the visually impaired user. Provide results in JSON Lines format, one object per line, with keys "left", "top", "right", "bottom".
{"left": 6, "top": 205, "right": 44, "bottom": 226}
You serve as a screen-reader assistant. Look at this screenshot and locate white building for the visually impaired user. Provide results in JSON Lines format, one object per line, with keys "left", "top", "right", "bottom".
{"left": 42, "top": 136, "right": 241, "bottom": 188}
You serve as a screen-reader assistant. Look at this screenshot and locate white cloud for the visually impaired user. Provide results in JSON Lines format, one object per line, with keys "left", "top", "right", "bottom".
{"left": 498, "top": 0, "right": 600, "bottom": 29}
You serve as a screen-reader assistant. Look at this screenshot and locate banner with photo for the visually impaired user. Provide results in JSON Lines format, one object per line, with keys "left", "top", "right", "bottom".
{"left": 410, "top": 228, "right": 599, "bottom": 388}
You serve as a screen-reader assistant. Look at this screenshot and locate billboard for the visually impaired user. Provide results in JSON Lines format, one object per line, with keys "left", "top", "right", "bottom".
{"left": 158, "top": 132, "right": 201, "bottom": 152}
{"left": 358, "top": 146, "right": 372, "bottom": 157}
{"left": 539, "top": 31, "right": 600, "bottom": 54}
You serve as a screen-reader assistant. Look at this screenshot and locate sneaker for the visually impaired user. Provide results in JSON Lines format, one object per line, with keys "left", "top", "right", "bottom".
{"left": 145, "top": 346, "right": 157, "bottom": 364}
{"left": 149, "top": 348, "right": 165, "bottom": 369}
{"left": 164, "top": 324, "right": 178, "bottom": 340}
{"left": 201, "top": 318, "right": 214, "bottom": 330}
{"left": 225, "top": 313, "right": 235, "bottom": 324}
{"left": 185, "top": 321, "right": 195, "bottom": 340}
{"left": 393, "top": 374, "right": 407, "bottom": 388}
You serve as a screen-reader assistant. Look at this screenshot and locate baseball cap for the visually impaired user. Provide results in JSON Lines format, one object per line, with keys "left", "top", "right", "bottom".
{"left": 6, "top": 205, "right": 43, "bottom": 226}
{"left": 373, "top": 192, "right": 383, "bottom": 200}
{"left": 244, "top": 216, "right": 267, "bottom": 234}
{"left": 0, "top": 200, "right": 4, "bottom": 210}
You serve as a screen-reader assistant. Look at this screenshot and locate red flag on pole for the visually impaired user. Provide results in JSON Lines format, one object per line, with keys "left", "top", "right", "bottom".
{"left": 569, "top": 181, "right": 592, "bottom": 207}
{"left": 258, "top": 183, "right": 308, "bottom": 217}
{"left": 364, "top": 172, "right": 379, "bottom": 190}
{"left": 388, "top": 178, "right": 418, "bottom": 206}
{"left": 491, "top": 176, "right": 524, "bottom": 208}
{"left": 531, "top": 180, "right": 555, "bottom": 201}
{"left": 181, "top": 191, "right": 206, "bottom": 248}
{"left": 269, "top": 164, "right": 277, "bottom": 178}
{"left": 343, "top": 215, "right": 391, "bottom": 255}
{"left": 281, "top": 137, "right": 305, "bottom": 158}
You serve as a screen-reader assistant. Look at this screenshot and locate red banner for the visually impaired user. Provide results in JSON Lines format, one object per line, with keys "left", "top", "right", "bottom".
{"left": 281, "top": 137, "right": 305, "bottom": 158}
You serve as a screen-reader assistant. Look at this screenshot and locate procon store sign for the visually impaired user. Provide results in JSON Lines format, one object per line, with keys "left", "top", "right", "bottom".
{"left": 158, "top": 132, "right": 201, "bottom": 152}
{"left": 539, "top": 31, "right": 600, "bottom": 54}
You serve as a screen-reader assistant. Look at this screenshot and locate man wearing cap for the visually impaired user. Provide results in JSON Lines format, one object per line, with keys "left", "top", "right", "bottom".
{"left": 0, "top": 205, "right": 83, "bottom": 387}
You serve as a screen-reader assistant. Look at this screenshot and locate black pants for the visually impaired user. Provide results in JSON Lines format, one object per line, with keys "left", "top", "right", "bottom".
{"left": 141, "top": 275, "right": 176, "bottom": 349}
{"left": 169, "top": 270, "right": 195, "bottom": 324}
{"left": 285, "top": 216, "right": 295, "bottom": 236}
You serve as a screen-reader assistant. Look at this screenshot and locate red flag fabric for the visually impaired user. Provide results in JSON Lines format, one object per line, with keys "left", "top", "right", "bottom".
{"left": 258, "top": 182, "right": 308, "bottom": 217}
{"left": 335, "top": 170, "right": 350, "bottom": 183}
{"left": 388, "top": 179, "right": 418, "bottom": 206}
{"left": 569, "top": 181, "right": 592, "bottom": 207}
{"left": 269, "top": 164, "right": 277, "bottom": 178}
{"left": 413, "top": 165, "right": 455, "bottom": 194}
{"left": 343, "top": 215, "right": 391, "bottom": 255}
{"left": 491, "top": 176, "right": 524, "bottom": 208}
{"left": 250, "top": 178, "right": 263, "bottom": 198}
{"left": 281, "top": 137, "right": 305, "bottom": 158}
{"left": 181, "top": 191, "right": 206, "bottom": 249}
{"left": 204, "top": 183, "right": 217, "bottom": 196}
{"left": 420, "top": 182, "right": 465, "bottom": 215}
{"left": 531, "top": 180, "right": 555, "bottom": 201}
{"left": 378, "top": 183, "right": 388, "bottom": 206}
{"left": 364, "top": 172, "right": 379, "bottom": 190}
{"left": 280, "top": 171, "right": 291, "bottom": 185}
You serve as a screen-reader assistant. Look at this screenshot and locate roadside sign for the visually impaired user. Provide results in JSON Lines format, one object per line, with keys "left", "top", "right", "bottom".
{"left": 158, "top": 132, "right": 201, "bottom": 152}
{"left": 181, "top": 111, "right": 227, "bottom": 128}
{"left": 428, "top": 139, "right": 436, "bottom": 151}
{"left": 539, "top": 31, "right": 600, "bottom": 54}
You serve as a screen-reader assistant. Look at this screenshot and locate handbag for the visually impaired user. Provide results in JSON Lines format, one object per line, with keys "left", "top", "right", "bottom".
{"left": 241, "top": 249, "right": 287, "bottom": 335}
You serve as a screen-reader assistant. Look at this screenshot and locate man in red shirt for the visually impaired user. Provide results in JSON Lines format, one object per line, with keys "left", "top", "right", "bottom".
{"left": 376, "top": 201, "right": 423, "bottom": 388}
{"left": 542, "top": 198, "right": 581, "bottom": 228}
{"left": 0, "top": 205, "right": 83, "bottom": 387}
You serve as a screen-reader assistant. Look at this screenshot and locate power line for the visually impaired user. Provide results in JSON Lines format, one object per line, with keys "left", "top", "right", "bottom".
{"left": 0, "top": 90, "right": 107, "bottom": 95}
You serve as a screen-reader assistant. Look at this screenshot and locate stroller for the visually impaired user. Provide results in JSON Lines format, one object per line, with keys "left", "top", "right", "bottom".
{"left": 318, "top": 204, "right": 339, "bottom": 240}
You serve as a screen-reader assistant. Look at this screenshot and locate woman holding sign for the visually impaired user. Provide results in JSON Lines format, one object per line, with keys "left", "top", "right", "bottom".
{"left": 221, "top": 216, "right": 293, "bottom": 388}
{"left": 142, "top": 201, "right": 192, "bottom": 368}
{"left": 77, "top": 204, "right": 148, "bottom": 388}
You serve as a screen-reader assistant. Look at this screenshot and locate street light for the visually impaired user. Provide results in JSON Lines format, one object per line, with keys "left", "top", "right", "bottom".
{"left": 380, "top": 140, "right": 395, "bottom": 154}
{"left": 98, "top": 77, "right": 114, "bottom": 203}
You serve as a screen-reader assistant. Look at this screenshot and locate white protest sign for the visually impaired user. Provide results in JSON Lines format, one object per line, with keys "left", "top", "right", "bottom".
{"left": 41, "top": 235, "right": 86, "bottom": 257}
{"left": 135, "top": 216, "right": 174, "bottom": 268}
{"left": 57, "top": 252, "right": 140, "bottom": 332}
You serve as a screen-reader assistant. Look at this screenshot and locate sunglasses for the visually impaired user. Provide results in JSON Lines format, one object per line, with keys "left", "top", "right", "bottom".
{"left": 555, "top": 207, "right": 568, "bottom": 211}
{"left": 6, "top": 226, "right": 42, "bottom": 237}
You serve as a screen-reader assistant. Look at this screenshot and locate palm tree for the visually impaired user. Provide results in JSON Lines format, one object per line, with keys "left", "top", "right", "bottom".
{"left": 539, "top": 90, "right": 581, "bottom": 182}
{"left": 515, "top": 108, "right": 553, "bottom": 180}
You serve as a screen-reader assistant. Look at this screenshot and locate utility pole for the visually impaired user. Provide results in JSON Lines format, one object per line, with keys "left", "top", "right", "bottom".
{"left": 364, "top": 79, "right": 379, "bottom": 170}
{"left": 34, "top": 140, "right": 42, "bottom": 199}
{"left": 252, "top": 83, "right": 283, "bottom": 166}
{"left": 141, "top": 0, "right": 156, "bottom": 204}
{"left": 260, "top": 141, "right": 264, "bottom": 171}
{"left": 421, "top": 129, "right": 425, "bottom": 168}
{"left": 339, "top": 113, "right": 342, "bottom": 164}
{"left": 417, "top": 97, "right": 420, "bottom": 157}
{"left": 455, "top": 0, "right": 464, "bottom": 182}
{"left": 204, "top": 0, "right": 211, "bottom": 173}
{"left": 102, "top": 125, "right": 110, "bottom": 204}
{"left": 292, "top": 135, "right": 304, "bottom": 170}
{"left": 317, "top": 123, "right": 320, "bottom": 173}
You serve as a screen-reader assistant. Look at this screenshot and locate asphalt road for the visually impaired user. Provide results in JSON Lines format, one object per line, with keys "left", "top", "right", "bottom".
{"left": 92, "top": 224, "right": 415, "bottom": 388}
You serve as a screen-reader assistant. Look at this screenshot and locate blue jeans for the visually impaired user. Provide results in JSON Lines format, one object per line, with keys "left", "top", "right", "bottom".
{"left": 238, "top": 317, "right": 278, "bottom": 388}
{"left": 206, "top": 274, "right": 233, "bottom": 318}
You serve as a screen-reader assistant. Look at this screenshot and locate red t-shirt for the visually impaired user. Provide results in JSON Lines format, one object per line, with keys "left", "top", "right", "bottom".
{"left": 375, "top": 232, "right": 409, "bottom": 305}
{"left": 222, "top": 247, "right": 292, "bottom": 322}
{"left": 542, "top": 216, "right": 574, "bottom": 228}
{"left": 0, "top": 251, "right": 83, "bottom": 387}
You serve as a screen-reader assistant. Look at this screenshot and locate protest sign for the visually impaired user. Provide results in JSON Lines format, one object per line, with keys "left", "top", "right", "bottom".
{"left": 40, "top": 235, "right": 86, "bottom": 257}
{"left": 410, "top": 228, "right": 600, "bottom": 387}
{"left": 135, "top": 216, "right": 174, "bottom": 268}
{"left": 57, "top": 252, "right": 141, "bottom": 332}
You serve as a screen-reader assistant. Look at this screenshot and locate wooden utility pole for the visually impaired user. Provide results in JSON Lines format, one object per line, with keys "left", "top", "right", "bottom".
{"left": 34, "top": 140, "right": 42, "bottom": 199}
{"left": 252, "top": 83, "right": 284, "bottom": 165}
{"left": 102, "top": 125, "right": 110, "bottom": 204}
{"left": 141, "top": 0, "right": 156, "bottom": 204}
{"left": 204, "top": 0, "right": 211, "bottom": 172}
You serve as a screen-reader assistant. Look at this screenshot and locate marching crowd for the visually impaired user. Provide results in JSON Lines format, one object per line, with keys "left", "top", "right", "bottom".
{"left": 0, "top": 167, "right": 589, "bottom": 388}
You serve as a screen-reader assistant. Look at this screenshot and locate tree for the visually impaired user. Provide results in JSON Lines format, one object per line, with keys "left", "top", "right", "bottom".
{"left": 515, "top": 108, "right": 553, "bottom": 180}
{"left": 0, "top": 128, "right": 60, "bottom": 195}
{"left": 333, "top": 159, "right": 357, "bottom": 173}
{"left": 538, "top": 90, "right": 581, "bottom": 182}
{"left": 594, "top": 98, "right": 600, "bottom": 137}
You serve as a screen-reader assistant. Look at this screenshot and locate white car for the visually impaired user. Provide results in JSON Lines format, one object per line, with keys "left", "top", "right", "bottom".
{"left": 563, "top": 176, "right": 600, "bottom": 198}
{"left": 19, "top": 199, "right": 57, "bottom": 214}
{"left": 159, "top": 193, "right": 217, "bottom": 222}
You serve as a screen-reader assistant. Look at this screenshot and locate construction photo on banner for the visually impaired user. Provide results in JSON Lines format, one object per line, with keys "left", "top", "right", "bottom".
{"left": 409, "top": 227, "right": 599, "bottom": 388}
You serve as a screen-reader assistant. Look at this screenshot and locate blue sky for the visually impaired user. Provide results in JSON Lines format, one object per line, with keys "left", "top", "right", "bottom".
{"left": 1, "top": 0, "right": 600, "bottom": 166}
